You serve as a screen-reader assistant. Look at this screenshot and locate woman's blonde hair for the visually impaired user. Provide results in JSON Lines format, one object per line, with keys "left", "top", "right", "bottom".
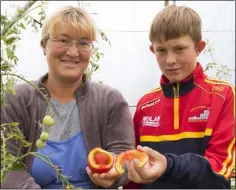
{"left": 41, "top": 6, "right": 96, "bottom": 41}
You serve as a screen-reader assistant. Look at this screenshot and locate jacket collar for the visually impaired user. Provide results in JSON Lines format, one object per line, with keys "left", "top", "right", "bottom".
{"left": 35, "top": 73, "right": 91, "bottom": 100}
{"left": 160, "top": 63, "right": 205, "bottom": 98}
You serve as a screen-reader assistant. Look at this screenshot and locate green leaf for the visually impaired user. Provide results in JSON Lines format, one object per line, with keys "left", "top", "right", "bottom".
{"left": 38, "top": 11, "right": 44, "bottom": 15}
{"left": 1, "top": 15, "right": 8, "bottom": 27}
{"left": 17, "top": 8, "right": 24, "bottom": 16}
{"left": 100, "top": 31, "right": 105, "bottom": 37}
{"left": 19, "top": 139, "right": 31, "bottom": 147}
{"left": 40, "top": 15, "right": 45, "bottom": 22}
{"left": 1, "top": 62, "right": 11, "bottom": 71}
{"left": 11, "top": 161, "right": 25, "bottom": 171}
{"left": 19, "top": 23, "right": 25, "bottom": 29}
{"left": 5, "top": 37, "right": 18, "bottom": 45}
{"left": 94, "top": 65, "right": 99, "bottom": 72}
{"left": 96, "top": 54, "right": 100, "bottom": 60}
{"left": 14, "top": 59, "right": 17, "bottom": 65}
{"left": 4, "top": 153, "right": 16, "bottom": 163}
{"left": 1, "top": 15, "right": 7, "bottom": 22}
{"left": 6, "top": 29, "right": 16, "bottom": 36}
{"left": 10, "top": 122, "right": 19, "bottom": 127}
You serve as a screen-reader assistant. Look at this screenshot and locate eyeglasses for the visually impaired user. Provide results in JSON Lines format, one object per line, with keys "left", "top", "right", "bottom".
{"left": 49, "top": 38, "right": 94, "bottom": 52}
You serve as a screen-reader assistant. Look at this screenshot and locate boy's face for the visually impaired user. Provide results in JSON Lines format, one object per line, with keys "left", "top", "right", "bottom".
{"left": 150, "top": 35, "right": 205, "bottom": 83}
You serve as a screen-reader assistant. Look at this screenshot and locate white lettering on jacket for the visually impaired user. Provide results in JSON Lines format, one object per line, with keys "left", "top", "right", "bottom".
{"left": 142, "top": 116, "right": 160, "bottom": 127}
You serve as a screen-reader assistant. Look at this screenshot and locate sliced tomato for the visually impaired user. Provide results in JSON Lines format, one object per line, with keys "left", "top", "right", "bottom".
{"left": 115, "top": 149, "right": 149, "bottom": 174}
{"left": 88, "top": 147, "right": 114, "bottom": 174}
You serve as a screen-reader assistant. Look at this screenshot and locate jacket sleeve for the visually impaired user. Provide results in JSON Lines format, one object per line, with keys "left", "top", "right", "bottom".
{"left": 159, "top": 86, "right": 235, "bottom": 188}
{"left": 1, "top": 89, "right": 41, "bottom": 189}
{"left": 103, "top": 89, "right": 136, "bottom": 188}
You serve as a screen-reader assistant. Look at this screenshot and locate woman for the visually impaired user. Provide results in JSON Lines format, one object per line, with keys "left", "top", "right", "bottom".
{"left": 1, "top": 6, "right": 135, "bottom": 189}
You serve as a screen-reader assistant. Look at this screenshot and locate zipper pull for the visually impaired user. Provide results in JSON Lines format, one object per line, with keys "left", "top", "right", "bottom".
{"left": 173, "top": 83, "right": 180, "bottom": 97}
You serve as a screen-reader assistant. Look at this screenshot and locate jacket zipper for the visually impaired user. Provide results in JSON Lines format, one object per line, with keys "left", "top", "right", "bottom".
{"left": 173, "top": 82, "right": 180, "bottom": 130}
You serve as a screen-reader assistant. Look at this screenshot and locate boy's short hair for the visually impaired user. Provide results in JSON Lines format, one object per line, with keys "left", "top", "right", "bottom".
{"left": 149, "top": 5, "right": 202, "bottom": 44}
{"left": 41, "top": 6, "right": 96, "bottom": 41}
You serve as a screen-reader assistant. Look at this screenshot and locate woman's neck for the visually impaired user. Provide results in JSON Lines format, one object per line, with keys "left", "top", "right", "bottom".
{"left": 45, "top": 75, "right": 82, "bottom": 104}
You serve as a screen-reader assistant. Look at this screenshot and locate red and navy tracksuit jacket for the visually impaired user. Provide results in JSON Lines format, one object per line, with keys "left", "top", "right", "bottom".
{"left": 126, "top": 63, "right": 235, "bottom": 189}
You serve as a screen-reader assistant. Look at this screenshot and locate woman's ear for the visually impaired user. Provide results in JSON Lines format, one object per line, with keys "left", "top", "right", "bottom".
{"left": 40, "top": 40, "right": 46, "bottom": 55}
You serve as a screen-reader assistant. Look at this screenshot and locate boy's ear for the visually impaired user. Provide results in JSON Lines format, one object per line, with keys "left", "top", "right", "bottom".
{"left": 149, "top": 45, "right": 155, "bottom": 54}
{"left": 196, "top": 40, "right": 206, "bottom": 56}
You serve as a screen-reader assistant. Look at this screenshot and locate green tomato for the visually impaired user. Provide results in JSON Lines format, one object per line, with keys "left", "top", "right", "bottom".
{"left": 36, "top": 139, "right": 46, "bottom": 149}
{"left": 40, "top": 132, "right": 49, "bottom": 141}
{"left": 43, "top": 115, "right": 55, "bottom": 127}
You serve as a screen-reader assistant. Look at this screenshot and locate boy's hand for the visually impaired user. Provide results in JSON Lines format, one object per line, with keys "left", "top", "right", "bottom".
{"left": 127, "top": 145, "right": 167, "bottom": 184}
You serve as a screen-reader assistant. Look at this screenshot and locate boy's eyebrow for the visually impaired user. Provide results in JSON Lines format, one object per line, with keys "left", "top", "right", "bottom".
{"left": 172, "top": 44, "right": 188, "bottom": 48}
{"left": 155, "top": 43, "right": 189, "bottom": 48}
{"left": 155, "top": 46, "right": 165, "bottom": 49}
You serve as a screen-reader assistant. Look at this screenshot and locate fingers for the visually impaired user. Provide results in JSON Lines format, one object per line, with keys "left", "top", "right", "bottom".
{"left": 86, "top": 167, "right": 99, "bottom": 185}
{"left": 133, "top": 158, "right": 158, "bottom": 180}
{"left": 99, "top": 168, "right": 120, "bottom": 180}
{"left": 131, "top": 147, "right": 167, "bottom": 181}
{"left": 128, "top": 159, "right": 157, "bottom": 184}
{"left": 86, "top": 167, "right": 120, "bottom": 188}
{"left": 136, "top": 145, "right": 144, "bottom": 151}
{"left": 128, "top": 160, "right": 144, "bottom": 183}
{"left": 137, "top": 145, "right": 162, "bottom": 161}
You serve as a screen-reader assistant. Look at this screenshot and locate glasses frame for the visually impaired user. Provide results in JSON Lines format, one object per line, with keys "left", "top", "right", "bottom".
{"left": 48, "top": 38, "right": 94, "bottom": 52}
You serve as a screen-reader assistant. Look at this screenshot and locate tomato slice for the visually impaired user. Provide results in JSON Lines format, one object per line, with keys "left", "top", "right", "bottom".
{"left": 115, "top": 149, "right": 149, "bottom": 174}
{"left": 88, "top": 147, "right": 114, "bottom": 173}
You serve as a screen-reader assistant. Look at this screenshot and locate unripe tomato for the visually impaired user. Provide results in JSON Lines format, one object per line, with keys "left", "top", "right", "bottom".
{"left": 43, "top": 115, "right": 55, "bottom": 127}
{"left": 36, "top": 139, "right": 46, "bottom": 149}
{"left": 40, "top": 132, "right": 49, "bottom": 141}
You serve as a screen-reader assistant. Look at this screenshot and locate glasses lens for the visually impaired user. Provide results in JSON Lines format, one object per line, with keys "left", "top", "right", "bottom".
{"left": 56, "top": 39, "right": 71, "bottom": 48}
{"left": 77, "top": 41, "right": 92, "bottom": 51}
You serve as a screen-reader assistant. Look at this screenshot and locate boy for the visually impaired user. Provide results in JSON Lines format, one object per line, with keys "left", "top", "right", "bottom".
{"left": 126, "top": 5, "right": 235, "bottom": 189}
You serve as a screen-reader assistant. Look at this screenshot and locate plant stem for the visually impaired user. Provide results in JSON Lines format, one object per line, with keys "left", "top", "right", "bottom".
{"left": 13, "top": 151, "right": 72, "bottom": 187}
{"left": 30, "top": 152, "right": 71, "bottom": 187}
{"left": 1, "top": 1, "right": 37, "bottom": 37}
{"left": 2, "top": 73, "right": 51, "bottom": 113}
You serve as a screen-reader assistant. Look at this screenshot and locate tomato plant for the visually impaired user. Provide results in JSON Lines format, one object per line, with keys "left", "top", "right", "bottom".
{"left": 0, "top": 1, "right": 73, "bottom": 188}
